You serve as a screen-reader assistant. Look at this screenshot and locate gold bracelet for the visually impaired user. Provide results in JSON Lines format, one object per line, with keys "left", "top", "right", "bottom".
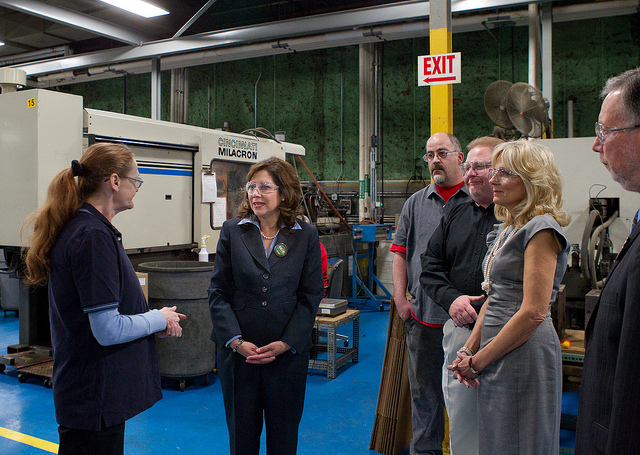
{"left": 457, "top": 346, "right": 475, "bottom": 356}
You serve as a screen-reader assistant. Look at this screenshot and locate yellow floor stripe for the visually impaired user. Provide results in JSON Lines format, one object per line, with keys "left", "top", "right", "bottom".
{"left": 0, "top": 426, "right": 58, "bottom": 453}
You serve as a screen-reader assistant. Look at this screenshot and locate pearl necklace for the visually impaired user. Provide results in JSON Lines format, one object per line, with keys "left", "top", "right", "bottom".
{"left": 481, "top": 225, "right": 519, "bottom": 294}
{"left": 260, "top": 229, "right": 278, "bottom": 240}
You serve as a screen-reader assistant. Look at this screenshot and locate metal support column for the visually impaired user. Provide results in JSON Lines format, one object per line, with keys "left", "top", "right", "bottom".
{"left": 151, "top": 57, "right": 161, "bottom": 120}
{"left": 541, "top": 2, "right": 554, "bottom": 133}
{"left": 430, "top": 0, "right": 453, "bottom": 134}
{"left": 359, "top": 43, "right": 374, "bottom": 221}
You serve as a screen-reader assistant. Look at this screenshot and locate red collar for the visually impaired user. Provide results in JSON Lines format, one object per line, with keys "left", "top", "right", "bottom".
{"left": 435, "top": 181, "right": 464, "bottom": 202}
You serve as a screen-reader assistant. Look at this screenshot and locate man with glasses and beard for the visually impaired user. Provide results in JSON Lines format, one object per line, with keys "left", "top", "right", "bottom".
{"left": 391, "top": 132, "right": 469, "bottom": 455}
{"left": 421, "top": 136, "right": 503, "bottom": 455}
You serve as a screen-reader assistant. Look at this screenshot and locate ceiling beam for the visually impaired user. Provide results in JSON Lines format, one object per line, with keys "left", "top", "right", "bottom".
{"left": 173, "top": 0, "right": 220, "bottom": 39}
{"left": 0, "top": 0, "right": 154, "bottom": 46}
{"left": 16, "top": 1, "right": 436, "bottom": 75}
{"left": 14, "top": 0, "right": 637, "bottom": 80}
{"left": 0, "top": 45, "right": 70, "bottom": 66}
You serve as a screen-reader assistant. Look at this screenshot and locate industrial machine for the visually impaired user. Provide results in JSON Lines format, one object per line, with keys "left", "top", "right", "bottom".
{"left": 0, "top": 89, "right": 305, "bottom": 253}
{"left": 540, "top": 137, "right": 635, "bottom": 331}
{"left": 301, "top": 179, "right": 424, "bottom": 235}
{"left": 561, "top": 196, "right": 619, "bottom": 329}
{"left": 580, "top": 197, "right": 619, "bottom": 291}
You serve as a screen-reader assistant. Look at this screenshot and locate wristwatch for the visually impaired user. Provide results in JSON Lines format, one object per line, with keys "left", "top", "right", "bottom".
{"left": 232, "top": 338, "right": 244, "bottom": 353}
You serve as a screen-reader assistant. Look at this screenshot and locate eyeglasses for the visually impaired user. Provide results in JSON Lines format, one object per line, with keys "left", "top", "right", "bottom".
{"left": 246, "top": 181, "right": 279, "bottom": 195}
{"left": 423, "top": 149, "right": 459, "bottom": 162}
{"left": 125, "top": 176, "right": 144, "bottom": 189}
{"left": 488, "top": 167, "right": 521, "bottom": 181}
{"left": 461, "top": 161, "right": 492, "bottom": 175}
{"left": 595, "top": 121, "right": 640, "bottom": 143}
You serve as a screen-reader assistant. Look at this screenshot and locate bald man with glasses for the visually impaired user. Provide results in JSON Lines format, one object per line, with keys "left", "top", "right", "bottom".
{"left": 391, "top": 132, "right": 470, "bottom": 455}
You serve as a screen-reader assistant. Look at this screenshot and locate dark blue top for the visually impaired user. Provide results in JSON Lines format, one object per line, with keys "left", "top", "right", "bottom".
{"left": 48, "top": 202, "right": 162, "bottom": 430}
{"left": 208, "top": 218, "right": 324, "bottom": 353}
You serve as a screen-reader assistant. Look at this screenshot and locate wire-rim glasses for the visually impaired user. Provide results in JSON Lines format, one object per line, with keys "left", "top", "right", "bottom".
{"left": 125, "top": 176, "right": 144, "bottom": 189}
{"left": 595, "top": 121, "right": 640, "bottom": 143}
{"left": 422, "top": 149, "right": 459, "bottom": 162}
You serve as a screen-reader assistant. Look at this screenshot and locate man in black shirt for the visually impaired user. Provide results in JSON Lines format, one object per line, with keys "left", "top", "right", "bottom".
{"left": 420, "top": 136, "right": 503, "bottom": 455}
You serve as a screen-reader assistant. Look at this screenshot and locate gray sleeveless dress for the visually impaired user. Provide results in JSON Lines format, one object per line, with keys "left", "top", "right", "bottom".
{"left": 478, "top": 214, "right": 569, "bottom": 455}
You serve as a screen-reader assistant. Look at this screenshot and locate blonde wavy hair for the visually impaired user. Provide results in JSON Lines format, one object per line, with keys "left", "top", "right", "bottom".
{"left": 492, "top": 140, "right": 570, "bottom": 228}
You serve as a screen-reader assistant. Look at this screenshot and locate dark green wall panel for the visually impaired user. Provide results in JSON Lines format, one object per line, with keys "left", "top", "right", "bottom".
{"left": 54, "top": 15, "right": 639, "bottom": 182}
{"left": 552, "top": 16, "right": 640, "bottom": 139}
{"left": 60, "top": 73, "right": 172, "bottom": 120}
{"left": 452, "top": 25, "right": 529, "bottom": 146}
{"left": 381, "top": 39, "right": 430, "bottom": 181}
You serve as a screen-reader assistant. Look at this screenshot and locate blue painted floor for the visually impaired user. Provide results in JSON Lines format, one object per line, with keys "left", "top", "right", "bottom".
{"left": 0, "top": 307, "right": 393, "bottom": 455}
{"left": 0, "top": 308, "right": 578, "bottom": 454}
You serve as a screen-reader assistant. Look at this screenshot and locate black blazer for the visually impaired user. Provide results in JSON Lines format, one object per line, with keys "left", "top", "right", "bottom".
{"left": 576, "top": 225, "right": 640, "bottom": 454}
{"left": 208, "top": 218, "right": 324, "bottom": 353}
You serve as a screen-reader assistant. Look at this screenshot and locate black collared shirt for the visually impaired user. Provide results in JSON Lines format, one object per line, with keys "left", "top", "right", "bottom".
{"left": 420, "top": 200, "right": 499, "bottom": 314}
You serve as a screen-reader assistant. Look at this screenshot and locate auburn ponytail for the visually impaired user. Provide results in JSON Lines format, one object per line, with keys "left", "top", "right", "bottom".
{"left": 22, "top": 142, "right": 134, "bottom": 285}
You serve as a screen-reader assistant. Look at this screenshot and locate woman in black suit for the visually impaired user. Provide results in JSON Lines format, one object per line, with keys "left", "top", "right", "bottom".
{"left": 208, "top": 157, "right": 324, "bottom": 455}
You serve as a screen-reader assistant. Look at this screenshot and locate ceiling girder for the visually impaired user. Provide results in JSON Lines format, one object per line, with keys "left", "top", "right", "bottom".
{"left": 8, "top": 0, "right": 638, "bottom": 81}
{"left": 0, "top": 0, "right": 154, "bottom": 46}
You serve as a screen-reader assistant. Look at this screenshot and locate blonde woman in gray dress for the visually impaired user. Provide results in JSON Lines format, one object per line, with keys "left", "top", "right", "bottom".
{"left": 449, "top": 139, "right": 570, "bottom": 454}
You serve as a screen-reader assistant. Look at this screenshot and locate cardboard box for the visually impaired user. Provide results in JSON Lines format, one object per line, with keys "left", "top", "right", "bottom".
{"left": 136, "top": 272, "right": 149, "bottom": 303}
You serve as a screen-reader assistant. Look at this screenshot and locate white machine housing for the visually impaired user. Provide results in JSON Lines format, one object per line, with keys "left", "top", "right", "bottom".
{"left": 0, "top": 89, "right": 305, "bottom": 255}
{"left": 537, "top": 137, "right": 636, "bottom": 254}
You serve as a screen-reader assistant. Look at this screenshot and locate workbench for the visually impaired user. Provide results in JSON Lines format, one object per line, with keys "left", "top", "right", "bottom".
{"left": 309, "top": 309, "right": 359, "bottom": 379}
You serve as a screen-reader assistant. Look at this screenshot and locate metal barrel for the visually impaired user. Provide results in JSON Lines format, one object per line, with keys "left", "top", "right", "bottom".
{"left": 138, "top": 261, "right": 215, "bottom": 379}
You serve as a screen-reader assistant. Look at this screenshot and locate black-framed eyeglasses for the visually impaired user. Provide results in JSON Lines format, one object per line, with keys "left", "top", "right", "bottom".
{"left": 488, "top": 167, "right": 520, "bottom": 181}
{"left": 125, "top": 176, "right": 144, "bottom": 189}
{"left": 423, "top": 149, "right": 459, "bottom": 162}
{"left": 246, "top": 181, "right": 279, "bottom": 195}
{"left": 461, "top": 161, "right": 492, "bottom": 175}
{"left": 595, "top": 121, "right": 640, "bottom": 143}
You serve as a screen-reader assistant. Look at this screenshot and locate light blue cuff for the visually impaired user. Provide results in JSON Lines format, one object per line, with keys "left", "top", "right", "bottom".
{"left": 88, "top": 307, "right": 167, "bottom": 346}
{"left": 225, "top": 334, "right": 242, "bottom": 348}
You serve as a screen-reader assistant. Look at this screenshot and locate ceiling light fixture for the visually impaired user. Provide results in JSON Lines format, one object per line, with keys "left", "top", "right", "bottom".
{"left": 98, "top": 0, "right": 169, "bottom": 18}
{"left": 0, "top": 42, "right": 4, "bottom": 47}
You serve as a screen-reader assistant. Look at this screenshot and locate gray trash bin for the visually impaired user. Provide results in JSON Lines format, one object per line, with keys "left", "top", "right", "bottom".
{"left": 138, "top": 261, "right": 215, "bottom": 391}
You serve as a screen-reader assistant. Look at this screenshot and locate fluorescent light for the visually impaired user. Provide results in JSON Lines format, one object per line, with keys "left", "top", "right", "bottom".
{"left": 0, "top": 42, "right": 4, "bottom": 46}
{"left": 98, "top": 0, "right": 169, "bottom": 18}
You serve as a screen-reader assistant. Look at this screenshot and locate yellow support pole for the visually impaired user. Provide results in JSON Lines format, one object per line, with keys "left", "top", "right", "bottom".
{"left": 430, "top": 27, "right": 453, "bottom": 134}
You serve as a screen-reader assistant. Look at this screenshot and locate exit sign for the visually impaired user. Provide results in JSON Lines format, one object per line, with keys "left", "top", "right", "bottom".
{"left": 418, "top": 52, "right": 461, "bottom": 86}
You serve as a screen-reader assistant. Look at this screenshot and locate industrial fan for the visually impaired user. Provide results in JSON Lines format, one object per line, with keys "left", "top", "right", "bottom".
{"left": 505, "top": 82, "right": 549, "bottom": 138}
{"left": 484, "top": 81, "right": 550, "bottom": 138}
{"left": 484, "top": 80, "right": 514, "bottom": 130}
